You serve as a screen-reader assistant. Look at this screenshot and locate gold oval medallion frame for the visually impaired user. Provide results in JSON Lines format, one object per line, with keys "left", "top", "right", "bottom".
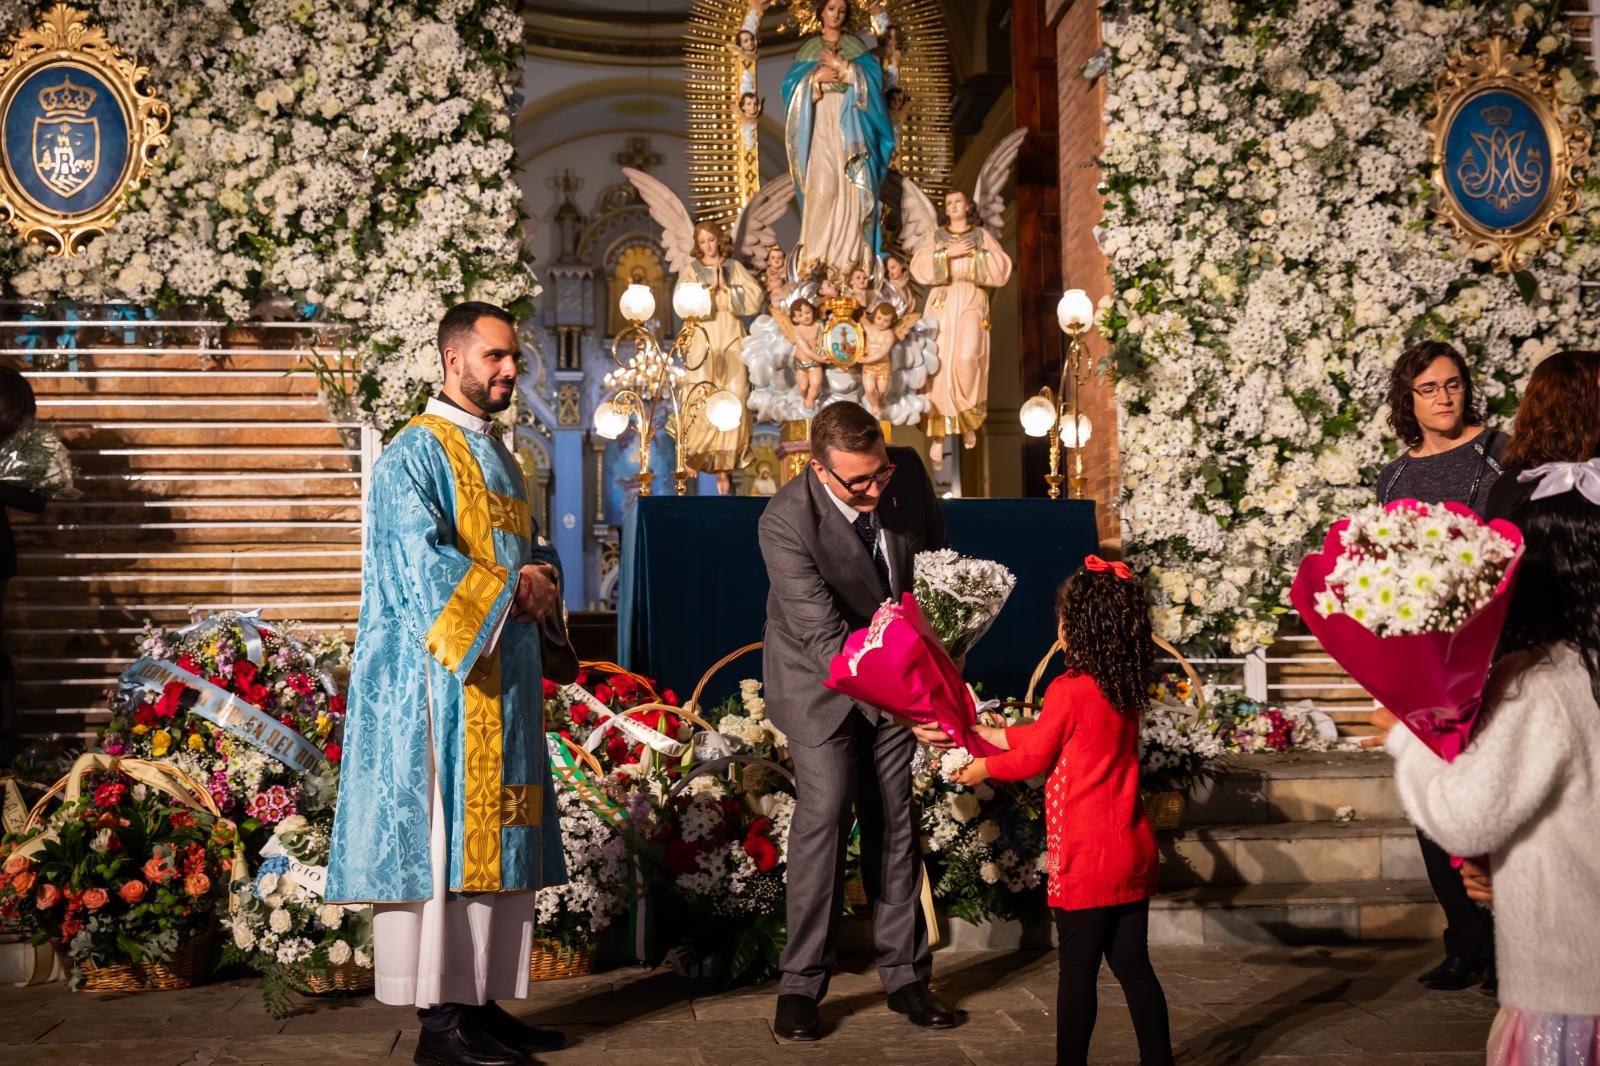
{"left": 1427, "top": 35, "right": 1591, "bottom": 273}
{"left": 0, "top": 3, "right": 170, "bottom": 256}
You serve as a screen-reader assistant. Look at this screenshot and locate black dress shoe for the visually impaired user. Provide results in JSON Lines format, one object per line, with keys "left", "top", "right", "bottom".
{"left": 471, "top": 1002, "right": 565, "bottom": 1053}
{"left": 775, "top": 994, "right": 821, "bottom": 1041}
{"left": 413, "top": 1024, "right": 529, "bottom": 1066}
{"left": 886, "top": 981, "right": 957, "bottom": 1029}
{"left": 1480, "top": 962, "right": 1498, "bottom": 998}
{"left": 1419, "top": 956, "right": 1488, "bottom": 991}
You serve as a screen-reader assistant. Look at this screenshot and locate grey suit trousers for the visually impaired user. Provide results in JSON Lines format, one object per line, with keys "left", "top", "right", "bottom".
{"left": 779, "top": 708, "right": 931, "bottom": 999}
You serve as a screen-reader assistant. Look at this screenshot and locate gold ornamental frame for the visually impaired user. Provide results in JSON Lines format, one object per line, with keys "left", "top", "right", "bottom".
{"left": 1427, "top": 35, "right": 1590, "bottom": 273}
{"left": 0, "top": 4, "right": 170, "bottom": 256}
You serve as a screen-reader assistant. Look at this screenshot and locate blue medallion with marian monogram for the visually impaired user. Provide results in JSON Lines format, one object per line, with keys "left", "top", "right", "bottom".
{"left": 1442, "top": 87, "right": 1554, "bottom": 232}
{"left": 2, "top": 62, "right": 131, "bottom": 217}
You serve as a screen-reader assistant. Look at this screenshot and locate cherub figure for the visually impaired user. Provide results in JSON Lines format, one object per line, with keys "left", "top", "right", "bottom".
{"left": 847, "top": 263, "right": 873, "bottom": 308}
{"left": 859, "top": 301, "right": 915, "bottom": 416}
{"left": 884, "top": 253, "right": 914, "bottom": 309}
{"left": 774, "top": 297, "right": 824, "bottom": 411}
{"left": 730, "top": 28, "right": 759, "bottom": 61}
{"left": 764, "top": 245, "right": 791, "bottom": 303}
{"left": 737, "top": 92, "right": 764, "bottom": 148}
{"left": 887, "top": 86, "right": 911, "bottom": 136}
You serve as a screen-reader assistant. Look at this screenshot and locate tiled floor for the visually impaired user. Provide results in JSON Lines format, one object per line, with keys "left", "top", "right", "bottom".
{"left": 0, "top": 941, "right": 1497, "bottom": 1065}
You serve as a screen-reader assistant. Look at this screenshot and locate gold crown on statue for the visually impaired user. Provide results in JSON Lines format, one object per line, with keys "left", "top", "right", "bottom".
{"left": 785, "top": 1, "right": 870, "bottom": 36}
{"left": 38, "top": 75, "right": 97, "bottom": 117}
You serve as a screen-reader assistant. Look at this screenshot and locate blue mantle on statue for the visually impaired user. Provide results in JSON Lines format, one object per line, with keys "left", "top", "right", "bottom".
{"left": 618, "top": 496, "right": 1100, "bottom": 709}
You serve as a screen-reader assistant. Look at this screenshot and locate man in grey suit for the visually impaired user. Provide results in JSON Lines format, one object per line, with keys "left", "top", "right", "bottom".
{"left": 757, "top": 401, "right": 958, "bottom": 1041}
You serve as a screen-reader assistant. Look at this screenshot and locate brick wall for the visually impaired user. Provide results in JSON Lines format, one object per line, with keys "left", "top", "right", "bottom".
{"left": 1042, "top": 0, "right": 1121, "bottom": 547}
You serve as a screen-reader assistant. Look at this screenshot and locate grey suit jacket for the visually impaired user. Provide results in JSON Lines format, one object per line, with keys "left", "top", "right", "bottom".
{"left": 757, "top": 445, "right": 949, "bottom": 748}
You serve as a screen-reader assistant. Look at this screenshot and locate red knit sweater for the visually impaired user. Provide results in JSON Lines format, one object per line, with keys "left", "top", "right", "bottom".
{"left": 985, "top": 671, "right": 1158, "bottom": 911}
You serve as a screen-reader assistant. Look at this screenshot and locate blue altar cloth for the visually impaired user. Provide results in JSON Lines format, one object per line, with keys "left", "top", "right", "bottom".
{"left": 618, "top": 496, "right": 1100, "bottom": 709}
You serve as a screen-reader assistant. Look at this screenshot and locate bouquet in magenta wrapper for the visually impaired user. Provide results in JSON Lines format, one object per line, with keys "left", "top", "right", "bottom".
{"left": 824, "top": 549, "right": 1016, "bottom": 757}
{"left": 1290, "top": 499, "right": 1523, "bottom": 761}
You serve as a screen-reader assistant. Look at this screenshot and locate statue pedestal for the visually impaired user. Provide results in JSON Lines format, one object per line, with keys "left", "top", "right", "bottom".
{"left": 778, "top": 419, "right": 811, "bottom": 484}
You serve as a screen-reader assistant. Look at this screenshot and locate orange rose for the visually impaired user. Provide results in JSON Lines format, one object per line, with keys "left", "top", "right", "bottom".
{"left": 81, "top": 888, "right": 109, "bottom": 911}
{"left": 11, "top": 871, "right": 35, "bottom": 895}
{"left": 35, "top": 883, "right": 60, "bottom": 909}
{"left": 183, "top": 872, "right": 210, "bottom": 897}
{"left": 118, "top": 880, "right": 146, "bottom": 904}
{"left": 1, "top": 852, "right": 27, "bottom": 876}
{"left": 142, "top": 856, "right": 174, "bottom": 884}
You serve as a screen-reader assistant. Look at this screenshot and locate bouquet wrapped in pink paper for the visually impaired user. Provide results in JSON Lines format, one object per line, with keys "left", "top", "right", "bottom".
{"left": 823, "top": 592, "right": 1002, "bottom": 757}
{"left": 1290, "top": 499, "right": 1523, "bottom": 761}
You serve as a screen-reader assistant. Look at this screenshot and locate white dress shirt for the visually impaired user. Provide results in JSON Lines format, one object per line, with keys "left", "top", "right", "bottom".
{"left": 821, "top": 476, "right": 892, "bottom": 589}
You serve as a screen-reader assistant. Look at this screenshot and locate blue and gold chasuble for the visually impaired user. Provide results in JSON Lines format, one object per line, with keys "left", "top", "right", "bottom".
{"left": 327, "top": 400, "right": 566, "bottom": 903}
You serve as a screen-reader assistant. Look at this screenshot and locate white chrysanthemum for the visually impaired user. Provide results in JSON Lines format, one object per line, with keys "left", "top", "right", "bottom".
{"left": 317, "top": 904, "right": 345, "bottom": 929}
{"left": 327, "top": 939, "right": 353, "bottom": 965}
{"left": 268, "top": 907, "right": 294, "bottom": 934}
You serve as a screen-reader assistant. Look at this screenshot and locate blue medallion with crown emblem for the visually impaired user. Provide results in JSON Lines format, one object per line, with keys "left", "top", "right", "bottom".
{"left": 2, "top": 62, "right": 130, "bottom": 217}
{"left": 1442, "top": 88, "right": 1553, "bottom": 233}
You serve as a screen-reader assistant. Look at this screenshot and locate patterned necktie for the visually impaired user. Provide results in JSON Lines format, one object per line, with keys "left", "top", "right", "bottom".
{"left": 853, "top": 510, "right": 891, "bottom": 599}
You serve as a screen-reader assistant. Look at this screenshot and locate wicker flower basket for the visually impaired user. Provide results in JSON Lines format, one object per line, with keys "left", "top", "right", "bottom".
{"left": 297, "top": 959, "right": 375, "bottom": 995}
{"left": 529, "top": 937, "right": 593, "bottom": 982}
{"left": 1143, "top": 790, "right": 1186, "bottom": 832}
{"left": 78, "top": 931, "right": 214, "bottom": 993}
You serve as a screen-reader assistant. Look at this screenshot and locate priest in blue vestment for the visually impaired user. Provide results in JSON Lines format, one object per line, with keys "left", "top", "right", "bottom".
{"left": 327, "top": 302, "right": 569, "bottom": 1066}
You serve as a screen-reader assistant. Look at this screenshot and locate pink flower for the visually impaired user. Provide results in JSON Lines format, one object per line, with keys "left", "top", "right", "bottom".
{"left": 81, "top": 888, "right": 109, "bottom": 911}
{"left": 245, "top": 785, "right": 297, "bottom": 825}
{"left": 2, "top": 852, "right": 28, "bottom": 876}
{"left": 118, "top": 880, "right": 147, "bottom": 904}
{"left": 35, "top": 883, "right": 61, "bottom": 909}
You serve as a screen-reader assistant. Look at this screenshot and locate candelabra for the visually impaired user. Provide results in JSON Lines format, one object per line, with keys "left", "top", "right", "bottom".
{"left": 1019, "top": 289, "right": 1096, "bottom": 500}
{"left": 593, "top": 283, "right": 744, "bottom": 496}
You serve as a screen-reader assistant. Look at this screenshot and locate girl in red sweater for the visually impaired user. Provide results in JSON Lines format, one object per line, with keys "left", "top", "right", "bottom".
{"left": 951, "top": 557, "right": 1172, "bottom": 1066}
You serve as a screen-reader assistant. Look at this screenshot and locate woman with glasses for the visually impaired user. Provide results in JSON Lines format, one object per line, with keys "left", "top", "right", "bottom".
{"left": 1373, "top": 341, "right": 1505, "bottom": 996}
{"left": 1377, "top": 341, "right": 1508, "bottom": 518}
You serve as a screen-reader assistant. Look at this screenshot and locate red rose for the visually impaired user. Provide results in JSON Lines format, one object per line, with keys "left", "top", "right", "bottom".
{"left": 665, "top": 838, "right": 700, "bottom": 875}
{"left": 118, "top": 880, "right": 146, "bottom": 904}
{"left": 93, "top": 781, "right": 127, "bottom": 810}
{"left": 570, "top": 706, "right": 591, "bottom": 726}
{"left": 662, "top": 689, "right": 680, "bottom": 707}
{"left": 206, "top": 675, "right": 230, "bottom": 691}
{"left": 231, "top": 660, "right": 258, "bottom": 689}
{"left": 323, "top": 743, "right": 342, "bottom": 763}
{"left": 605, "top": 735, "right": 631, "bottom": 765}
{"left": 81, "top": 888, "right": 109, "bottom": 911}
{"left": 575, "top": 668, "right": 590, "bottom": 687}
{"left": 176, "top": 655, "right": 201, "bottom": 675}
{"left": 611, "top": 674, "right": 638, "bottom": 699}
{"left": 329, "top": 694, "right": 346, "bottom": 715}
{"left": 593, "top": 684, "right": 615, "bottom": 706}
{"left": 541, "top": 678, "right": 558, "bottom": 699}
{"left": 35, "top": 883, "right": 60, "bottom": 909}
{"left": 246, "top": 683, "right": 271, "bottom": 706}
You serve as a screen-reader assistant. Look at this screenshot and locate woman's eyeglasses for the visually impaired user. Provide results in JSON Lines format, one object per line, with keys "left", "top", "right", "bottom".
{"left": 1412, "top": 378, "right": 1465, "bottom": 399}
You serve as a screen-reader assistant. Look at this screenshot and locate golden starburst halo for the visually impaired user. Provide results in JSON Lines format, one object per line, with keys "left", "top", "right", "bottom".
{"left": 783, "top": 0, "right": 870, "bottom": 36}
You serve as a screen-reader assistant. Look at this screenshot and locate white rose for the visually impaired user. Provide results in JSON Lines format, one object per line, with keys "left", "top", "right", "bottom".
{"left": 317, "top": 904, "right": 345, "bottom": 928}
{"left": 268, "top": 908, "right": 293, "bottom": 934}
{"left": 948, "top": 793, "right": 980, "bottom": 823}
{"left": 232, "top": 922, "right": 257, "bottom": 951}
{"left": 257, "top": 872, "right": 280, "bottom": 896}
{"left": 327, "top": 939, "right": 353, "bottom": 965}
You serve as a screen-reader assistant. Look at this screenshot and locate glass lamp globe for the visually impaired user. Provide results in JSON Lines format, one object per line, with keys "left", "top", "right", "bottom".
{"left": 1057, "top": 289, "right": 1095, "bottom": 334}
{"left": 705, "top": 389, "right": 744, "bottom": 432}
{"left": 674, "top": 283, "right": 713, "bottom": 322}
{"left": 619, "top": 284, "right": 656, "bottom": 325}
{"left": 1059, "top": 412, "right": 1093, "bottom": 448}
{"left": 1019, "top": 394, "right": 1057, "bottom": 438}
{"left": 593, "top": 401, "right": 629, "bottom": 440}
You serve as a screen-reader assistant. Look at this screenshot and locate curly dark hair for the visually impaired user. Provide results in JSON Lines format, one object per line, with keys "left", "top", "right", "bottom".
{"left": 0, "top": 366, "right": 36, "bottom": 443}
{"left": 1055, "top": 567, "right": 1153, "bottom": 716}
{"left": 1385, "top": 341, "right": 1483, "bottom": 449}
{"left": 1499, "top": 488, "right": 1600, "bottom": 708}
{"left": 1503, "top": 350, "right": 1600, "bottom": 472}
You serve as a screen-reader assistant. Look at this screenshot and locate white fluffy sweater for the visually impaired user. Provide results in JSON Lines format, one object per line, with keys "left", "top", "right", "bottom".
{"left": 1386, "top": 643, "right": 1600, "bottom": 1016}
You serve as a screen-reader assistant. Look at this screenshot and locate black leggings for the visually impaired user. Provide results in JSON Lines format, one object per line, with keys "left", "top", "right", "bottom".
{"left": 1053, "top": 899, "right": 1174, "bottom": 1066}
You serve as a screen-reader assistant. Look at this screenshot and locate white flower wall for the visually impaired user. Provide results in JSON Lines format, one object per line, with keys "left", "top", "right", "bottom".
{"left": 0, "top": 0, "right": 536, "bottom": 433}
{"left": 1099, "top": 0, "right": 1600, "bottom": 651}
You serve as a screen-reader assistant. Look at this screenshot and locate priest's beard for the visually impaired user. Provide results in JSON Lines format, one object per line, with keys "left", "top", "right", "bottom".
{"left": 459, "top": 363, "right": 514, "bottom": 414}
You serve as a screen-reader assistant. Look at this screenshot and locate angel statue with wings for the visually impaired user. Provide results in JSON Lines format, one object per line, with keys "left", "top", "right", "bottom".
{"left": 622, "top": 167, "right": 794, "bottom": 494}
{"left": 781, "top": 0, "right": 896, "bottom": 282}
{"left": 905, "top": 128, "right": 1027, "bottom": 463}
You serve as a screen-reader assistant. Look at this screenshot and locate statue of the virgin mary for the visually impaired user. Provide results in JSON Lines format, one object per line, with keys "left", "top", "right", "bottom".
{"left": 781, "top": 0, "right": 895, "bottom": 282}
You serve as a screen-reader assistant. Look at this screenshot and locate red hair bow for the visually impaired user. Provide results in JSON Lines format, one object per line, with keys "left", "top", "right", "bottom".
{"left": 1084, "top": 554, "right": 1133, "bottom": 580}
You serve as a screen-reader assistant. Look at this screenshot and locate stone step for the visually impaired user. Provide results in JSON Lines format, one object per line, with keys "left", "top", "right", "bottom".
{"left": 13, "top": 523, "right": 361, "bottom": 547}
{"left": 25, "top": 371, "right": 323, "bottom": 397}
{"left": 1149, "top": 879, "right": 1443, "bottom": 946}
{"left": 1159, "top": 817, "right": 1423, "bottom": 888}
{"left": 11, "top": 573, "right": 361, "bottom": 599}
{"left": 56, "top": 424, "right": 353, "bottom": 447}
{"left": 57, "top": 471, "right": 363, "bottom": 500}
{"left": 17, "top": 350, "right": 333, "bottom": 371}
{"left": 35, "top": 398, "right": 338, "bottom": 422}
{"left": 14, "top": 498, "right": 362, "bottom": 523}
{"left": 17, "top": 545, "right": 363, "bottom": 575}
{"left": 1184, "top": 751, "right": 1402, "bottom": 825}
{"left": 70, "top": 448, "right": 359, "bottom": 473}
